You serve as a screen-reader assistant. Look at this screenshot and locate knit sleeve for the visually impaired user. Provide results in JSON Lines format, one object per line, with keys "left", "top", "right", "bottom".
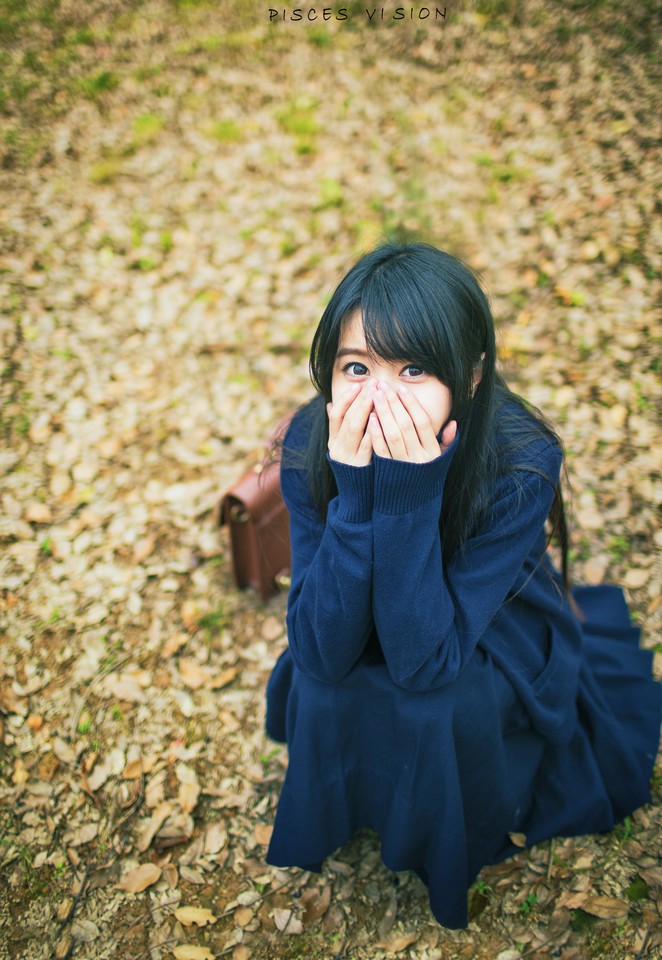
{"left": 280, "top": 425, "right": 375, "bottom": 683}
{"left": 371, "top": 437, "right": 562, "bottom": 691}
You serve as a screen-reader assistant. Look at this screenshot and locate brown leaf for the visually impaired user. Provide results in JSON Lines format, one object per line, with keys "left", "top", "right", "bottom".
{"left": 581, "top": 896, "right": 629, "bottom": 920}
{"left": 640, "top": 867, "right": 662, "bottom": 889}
{"left": 376, "top": 931, "right": 419, "bottom": 953}
{"left": 174, "top": 906, "right": 218, "bottom": 927}
{"left": 301, "top": 884, "right": 331, "bottom": 925}
{"left": 123, "top": 755, "right": 157, "bottom": 779}
{"left": 272, "top": 908, "right": 303, "bottom": 934}
{"left": 162, "top": 632, "right": 188, "bottom": 658}
{"left": 24, "top": 502, "right": 52, "bottom": 523}
{"left": 179, "top": 658, "right": 211, "bottom": 690}
{"left": 137, "top": 801, "right": 172, "bottom": 852}
{"left": 0, "top": 686, "right": 28, "bottom": 716}
{"left": 262, "top": 615, "right": 283, "bottom": 641}
{"left": 133, "top": 536, "right": 155, "bottom": 563}
{"left": 180, "top": 600, "right": 200, "bottom": 629}
{"left": 234, "top": 906, "right": 253, "bottom": 927}
{"left": 624, "top": 568, "right": 650, "bottom": 589}
{"left": 254, "top": 824, "right": 273, "bottom": 845}
{"left": 509, "top": 832, "right": 527, "bottom": 848}
{"left": 117, "top": 863, "right": 162, "bottom": 893}
{"left": 209, "top": 667, "right": 237, "bottom": 690}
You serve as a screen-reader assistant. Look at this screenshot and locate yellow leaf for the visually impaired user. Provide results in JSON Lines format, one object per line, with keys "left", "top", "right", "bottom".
{"left": 118, "top": 863, "right": 162, "bottom": 893}
{"left": 24, "top": 502, "right": 52, "bottom": 523}
{"left": 254, "top": 824, "right": 273, "bottom": 845}
{"left": 172, "top": 948, "right": 215, "bottom": 960}
{"left": 162, "top": 632, "right": 188, "bottom": 658}
{"left": 180, "top": 601, "right": 200, "bottom": 629}
{"left": 123, "top": 755, "right": 157, "bottom": 779}
{"left": 178, "top": 781, "right": 201, "bottom": 814}
{"left": 624, "top": 568, "right": 650, "bottom": 589}
{"left": 209, "top": 667, "right": 237, "bottom": 690}
{"left": 174, "top": 906, "right": 218, "bottom": 927}
{"left": 179, "top": 659, "right": 211, "bottom": 690}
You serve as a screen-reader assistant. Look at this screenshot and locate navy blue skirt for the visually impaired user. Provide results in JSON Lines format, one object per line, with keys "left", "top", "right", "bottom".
{"left": 266, "top": 584, "right": 661, "bottom": 928}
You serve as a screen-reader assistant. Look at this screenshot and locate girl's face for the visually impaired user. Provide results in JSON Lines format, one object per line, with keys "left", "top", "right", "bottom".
{"left": 331, "top": 313, "right": 452, "bottom": 436}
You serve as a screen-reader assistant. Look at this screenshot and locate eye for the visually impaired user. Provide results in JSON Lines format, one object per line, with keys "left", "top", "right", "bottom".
{"left": 401, "top": 364, "right": 425, "bottom": 378}
{"left": 343, "top": 361, "right": 369, "bottom": 377}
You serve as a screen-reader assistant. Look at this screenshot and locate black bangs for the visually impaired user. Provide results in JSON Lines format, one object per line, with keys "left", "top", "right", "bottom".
{"left": 357, "top": 263, "right": 458, "bottom": 388}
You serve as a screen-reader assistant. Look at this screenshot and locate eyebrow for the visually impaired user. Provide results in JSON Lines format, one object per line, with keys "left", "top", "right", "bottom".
{"left": 335, "top": 347, "right": 371, "bottom": 360}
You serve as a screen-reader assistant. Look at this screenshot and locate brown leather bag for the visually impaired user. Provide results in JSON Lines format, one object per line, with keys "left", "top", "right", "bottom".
{"left": 220, "top": 416, "right": 293, "bottom": 600}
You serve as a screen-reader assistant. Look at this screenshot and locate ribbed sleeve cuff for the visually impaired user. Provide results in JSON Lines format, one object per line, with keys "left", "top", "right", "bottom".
{"left": 373, "top": 437, "right": 457, "bottom": 515}
{"left": 328, "top": 454, "right": 374, "bottom": 522}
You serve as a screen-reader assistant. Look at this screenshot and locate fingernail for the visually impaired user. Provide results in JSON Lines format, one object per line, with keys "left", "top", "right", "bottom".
{"left": 398, "top": 384, "right": 409, "bottom": 396}
{"left": 374, "top": 390, "right": 385, "bottom": 403}
{"left": 378, "top": 380, "right": 389, "bottom": 391}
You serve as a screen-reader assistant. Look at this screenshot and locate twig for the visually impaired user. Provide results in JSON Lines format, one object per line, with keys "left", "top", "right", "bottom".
{"left": 57, "top": 862, "right": 91, "bottom": 934}
{"left": 546, "top": 837, "right": 555, "bottom": 881}
{"left": 635, "top": 926, "right": 650, "bottom": 960}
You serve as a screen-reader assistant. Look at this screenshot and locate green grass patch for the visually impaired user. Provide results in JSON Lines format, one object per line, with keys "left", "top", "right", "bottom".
{"left": 132, "top": 112, "right": 164, "bottom": 146}
{"left": 79, "top": 69, "right": 118, "bottom": 100}
{"left": 88, "top": 157, "right": 123, "bottom": 184}
{"left": 207, "top": 119, "right": 242, "bottom": 143}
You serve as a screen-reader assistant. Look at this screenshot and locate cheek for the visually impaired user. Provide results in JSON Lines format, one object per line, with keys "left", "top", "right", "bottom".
{"left": 418, "top": 385, "right": 452, "bottom": 432}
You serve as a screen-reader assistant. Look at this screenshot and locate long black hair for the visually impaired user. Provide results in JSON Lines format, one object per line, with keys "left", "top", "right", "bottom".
{"left": 297, "top": 242, "right": 572, "bottom": 592}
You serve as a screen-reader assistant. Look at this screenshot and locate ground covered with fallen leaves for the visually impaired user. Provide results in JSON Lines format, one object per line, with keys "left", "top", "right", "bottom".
{"left": 1, "top": 1, "right": 661, "bottom": 958}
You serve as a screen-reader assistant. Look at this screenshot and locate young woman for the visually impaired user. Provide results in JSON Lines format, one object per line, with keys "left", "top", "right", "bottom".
{"left": 264, "top": 242, "right": 661, "bottom": 928}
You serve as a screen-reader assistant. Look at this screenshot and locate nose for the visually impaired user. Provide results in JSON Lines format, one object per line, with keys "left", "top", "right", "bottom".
{"left": 377, "top": 376, "right": 399, "bottom": 393}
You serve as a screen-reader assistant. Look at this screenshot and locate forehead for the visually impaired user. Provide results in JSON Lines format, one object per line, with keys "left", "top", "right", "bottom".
{"left": 337, "top": 312, "right": 366, "bottom": 351}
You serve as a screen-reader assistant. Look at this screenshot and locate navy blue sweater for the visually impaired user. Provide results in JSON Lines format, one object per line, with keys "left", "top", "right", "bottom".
{"left": 266, "top": 401, "right": 661, "bottom": 928}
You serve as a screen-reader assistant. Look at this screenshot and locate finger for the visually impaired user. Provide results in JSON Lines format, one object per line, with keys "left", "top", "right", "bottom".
{"left": 373, "top": 386, "right": 408, "bottom": 458}
{"left": 439, "top": 419, "right": 457, "bottom": 454}
{"left": 342, "top": 379, "right": 376, "bottom": 428}
{"left": 396, "top": 385, "right": 439, "bottom": 451}
{"left": 368, "top": 412, "right": 391, "bottom": 458}
{"left": 356, "top": 428, "right": 373, "bottom": 466}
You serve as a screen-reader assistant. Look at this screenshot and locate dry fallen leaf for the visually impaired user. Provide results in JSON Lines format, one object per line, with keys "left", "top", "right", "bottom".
{"left": 137, "top": 801, "right": 172, "bottom": 852}
{"left": 581, "top": 896, "right": 629, "bottom": 920}
{"left": 163, "top": 632, "right": 188, "bottom": 658}
{"left": 209, "top": 667, "right": 237, "bottom": 690}
{"left": 254, "top": 824, "right": 273, "bottom": 846}
{"left": 123, "top": 755, "right": 157, "bottom": 779}
{"left": 204, "top": 822, "right": 227, "bottom": 855}
{"left": 624, "top": 568, "right": 650, "bottom": 589}
{"left": 509, "top": 832, "right": 527, "bottom": 848}
{"left": 117, "top": 863, "right": 162, "bottom": 893}
{"left": 104, "top": 675, "right": 146, "bottom": 703}
{"left": 174, "top": 906, "right": 218, "bottom": 927}
{"left": 179, "top": 658, "right": 211, "bottom": 690}
{"left": 301, "top": 884, "right": 331, "bottom": 925}
{"left": 179, "top": 780, "right": 201, "bottom": 814}
{"left": 24, "top": 502, "right": 53, "bottom": 523}
{"left": 172, "top": 947, "right": 215, "bottom": 960}
{"left": 262, "top": 615, "right": 283, "bottom": 641}
{"left": 234, "top": 906, "right": 253, "bottom": 927}
{"left": 376, "top": 931, "right": 419, "bottom": 953}
{"left": 133, "top": 536, "right": 155, "bottom": 563}
{"left": 272, "top": 908, "right": 303, "bottom": 934}
{"left": 180, "top": 600, "right": 200, "bottom": 629}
